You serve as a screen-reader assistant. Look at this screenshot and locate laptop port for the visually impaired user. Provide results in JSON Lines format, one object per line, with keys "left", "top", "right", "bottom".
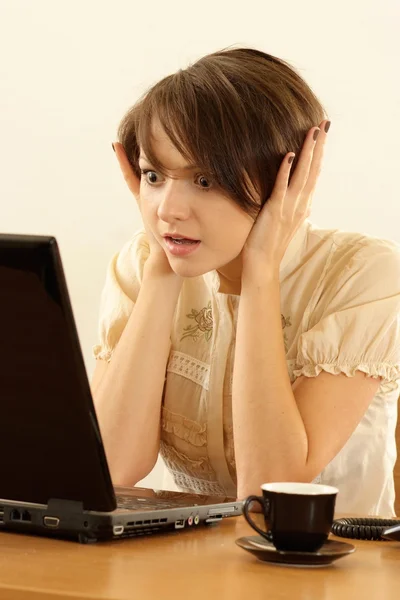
{"left": 113, "top": 525, "right": 124, "bottom": 535}
{"left": 11, "top": 510, "right": 21, "bottom": 521}
{"left": 175, "top": 519, "right": 185, "bottom": 529}
{"left": 21, "top": 511, "right": 31, "bottom": 522}
{"left": 43, "top": 516, "right": 60, "bottom": 528}
{"left": 208, "top": 506, "right": 235, "bottom": 515}
{"left": 160, "top": 518, "right": 168, "bottom": 523}
{"left": 205, "top": 515, "right": 223, "bottom": 524}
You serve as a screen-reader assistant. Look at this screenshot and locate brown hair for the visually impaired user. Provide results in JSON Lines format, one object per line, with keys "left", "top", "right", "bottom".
{"left": 117, "top": 47, "right": 328, "bottom": 219}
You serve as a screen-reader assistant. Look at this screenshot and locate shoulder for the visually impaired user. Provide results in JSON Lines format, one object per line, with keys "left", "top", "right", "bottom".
{"left": 114, "top": 228, "right": 150, "bottom": 284}
{"left": 99, "top": 229, "right": 151, "bottom": 305}
{"left": 306, "top": 222, "right": 400, "bottom": 287}
{"left": 297, "top": 223, "right": 400, "bottom": 330}
{"left": 332, "top": 230, "right": 400, "bottom": 290}
{"left": 115, "top": 228, "right": 150, "bottom": 269}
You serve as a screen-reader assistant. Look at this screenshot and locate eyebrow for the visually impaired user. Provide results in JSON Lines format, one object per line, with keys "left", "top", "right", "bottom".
{"left": 139, "top": 155, "right": 199, "bottom": 172}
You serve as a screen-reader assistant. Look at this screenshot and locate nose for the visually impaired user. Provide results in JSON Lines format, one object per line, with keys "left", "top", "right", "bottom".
{"left": 157, "top": 180, "right": 191, "bottom": 222}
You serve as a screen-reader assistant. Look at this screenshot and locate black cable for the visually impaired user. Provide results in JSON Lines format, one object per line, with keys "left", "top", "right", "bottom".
{"left": 331, "top": 517, "right": 400, "bottom": 541}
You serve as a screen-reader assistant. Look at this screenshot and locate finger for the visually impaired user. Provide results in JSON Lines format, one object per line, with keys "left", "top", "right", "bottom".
{"left": 113, "top": 142, "right": 141, "bottom": 200}
{"left": 301, "top": 120, "right": 329, "bottom": 199}
{"left": 268, "top": 152, "right": 296, "bottom": 204}
{"left": 287, "top": 126, "right": 321, "bottom": 195}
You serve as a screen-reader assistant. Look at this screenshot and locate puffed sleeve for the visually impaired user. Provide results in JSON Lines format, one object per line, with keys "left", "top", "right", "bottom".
{"left": 92, "top": 229, "right": 150, "bottom": 362}
{"left": 293, "top": 238, "right": 400, "bottom": 395}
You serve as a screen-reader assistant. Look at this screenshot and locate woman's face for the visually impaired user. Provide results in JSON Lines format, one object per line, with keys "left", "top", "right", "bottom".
{"left": 138, "top": 121, "right": 255, "bottom": 290}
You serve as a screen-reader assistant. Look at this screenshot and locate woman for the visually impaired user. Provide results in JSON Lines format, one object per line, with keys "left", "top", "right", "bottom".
{"left": 91, "top": 47, "right": 400, "bottom": 516}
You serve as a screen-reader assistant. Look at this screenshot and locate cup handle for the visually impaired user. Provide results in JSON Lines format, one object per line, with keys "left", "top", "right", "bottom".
{"left": 243, "top": 495, "right": 271, "bottom": 539}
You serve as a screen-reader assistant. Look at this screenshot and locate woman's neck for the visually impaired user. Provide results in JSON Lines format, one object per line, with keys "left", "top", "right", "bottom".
{"left": 216, "top": 252, "right": 243, "bottom": 295}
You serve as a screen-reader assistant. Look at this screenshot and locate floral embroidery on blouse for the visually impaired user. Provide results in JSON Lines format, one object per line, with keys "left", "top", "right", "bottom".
{"left": 180, "top": 301, "right": 213, "bottom": 342}
{"left": 281, "top": 313, "right": 292, "bottom": 353}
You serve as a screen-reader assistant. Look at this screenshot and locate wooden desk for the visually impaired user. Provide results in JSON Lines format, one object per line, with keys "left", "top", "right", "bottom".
{"left": 0, "top": 516, "right": 399, "bottom": 599}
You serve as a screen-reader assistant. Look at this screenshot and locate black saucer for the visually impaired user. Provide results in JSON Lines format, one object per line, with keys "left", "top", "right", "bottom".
{"left": 236, "top": 535, "right": 355, "bottom": 567}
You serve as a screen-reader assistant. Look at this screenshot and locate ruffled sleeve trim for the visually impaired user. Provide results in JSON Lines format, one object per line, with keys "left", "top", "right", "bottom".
{"left": 92, "top": 344, "right": 113, "bottom": 363}
{"left": 292, "top": 362, "right": 400, "bottom": 395}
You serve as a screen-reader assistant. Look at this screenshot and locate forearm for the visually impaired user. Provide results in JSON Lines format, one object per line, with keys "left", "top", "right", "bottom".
{"left": 93, "top": 263, "right": 183, "bottom": 485}
{"left": 232, "top": 274, "right": 308, "bottom": 499}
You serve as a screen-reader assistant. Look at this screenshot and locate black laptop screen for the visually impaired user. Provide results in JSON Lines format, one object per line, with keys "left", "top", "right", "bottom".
{"left": 0, "top": 235, "right": 116, "bottom": 512}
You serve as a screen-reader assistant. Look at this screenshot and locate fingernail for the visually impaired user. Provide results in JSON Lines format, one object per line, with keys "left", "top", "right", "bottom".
{"left": 313, "top": 129, "right": 320, "bottom": 141}
{"left": 112, "top": 143, "right": 115, "bottom": 152}
{"left": 324, "top": 121, "right": 331, "bottom": 133}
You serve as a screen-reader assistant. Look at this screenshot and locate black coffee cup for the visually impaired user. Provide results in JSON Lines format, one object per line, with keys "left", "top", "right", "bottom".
{"left": 243, "top": 482, "right": 338, "bottom": 552}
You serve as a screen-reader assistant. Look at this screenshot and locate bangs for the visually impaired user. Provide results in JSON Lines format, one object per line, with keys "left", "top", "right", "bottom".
{"left": 137, "top": 77, "right": 201, "bottom": 176}
{"left": 135, "top": 70, "right": 260, "bottom": 214}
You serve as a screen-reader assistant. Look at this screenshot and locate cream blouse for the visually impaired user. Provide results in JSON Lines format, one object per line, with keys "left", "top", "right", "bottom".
{"left": 93, "top": 219, "right": 400, "bottom": 517}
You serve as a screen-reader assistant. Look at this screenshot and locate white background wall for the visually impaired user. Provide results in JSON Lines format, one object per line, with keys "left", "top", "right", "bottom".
{"left": 1, "top": 0, "right": 399, "bottom": 489}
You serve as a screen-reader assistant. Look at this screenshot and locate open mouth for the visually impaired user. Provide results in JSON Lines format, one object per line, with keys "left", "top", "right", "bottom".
{"left": 166, "top": 236, "right": 200, "bottom": 245}
{"left": 164, "top": 237, "right": 201, "bottom": 256}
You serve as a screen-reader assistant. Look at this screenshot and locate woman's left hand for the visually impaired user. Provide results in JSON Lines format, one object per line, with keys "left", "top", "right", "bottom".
{"left": 242, "top": 119, "right": 331, "bottom": 281}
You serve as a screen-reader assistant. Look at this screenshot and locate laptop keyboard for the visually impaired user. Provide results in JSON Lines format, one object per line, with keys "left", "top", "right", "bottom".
{"left": 116, "top": 494, "right": 180, "bottom": 511}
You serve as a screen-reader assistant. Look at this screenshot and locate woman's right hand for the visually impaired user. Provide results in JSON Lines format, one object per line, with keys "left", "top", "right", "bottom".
{"left": 112, "top": 142, "right": 178, "bottom": 278}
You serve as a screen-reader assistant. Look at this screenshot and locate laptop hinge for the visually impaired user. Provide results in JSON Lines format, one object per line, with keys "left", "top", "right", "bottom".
{"left": 47, "top": 498, "right": 84, "bottom": 515}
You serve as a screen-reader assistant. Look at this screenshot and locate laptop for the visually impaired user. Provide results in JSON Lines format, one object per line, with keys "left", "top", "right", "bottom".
{"left": 0, "top": 233, "right": 243, "bottom": 543}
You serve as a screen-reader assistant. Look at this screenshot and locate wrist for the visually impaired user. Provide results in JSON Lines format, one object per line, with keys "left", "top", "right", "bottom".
{"left": 143, "top": 260, "right": 184, "bottom": 288}
{"left": 241, "top": 266, "right": 280, "bottom": 290}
